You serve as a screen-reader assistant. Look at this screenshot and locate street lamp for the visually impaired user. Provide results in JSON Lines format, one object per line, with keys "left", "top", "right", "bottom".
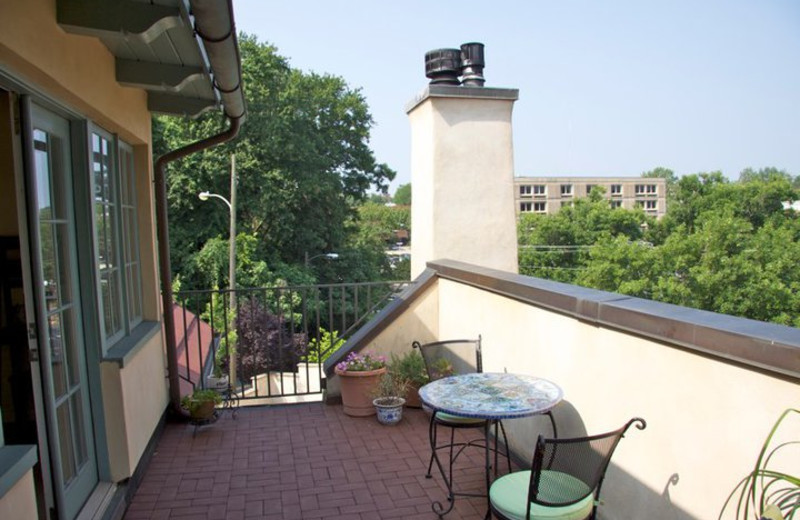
{"left": 198, "top": 154, "right": 237, "bottom": 387}
{"left": 305, "top": 252, "right": 339, "bottom": 267}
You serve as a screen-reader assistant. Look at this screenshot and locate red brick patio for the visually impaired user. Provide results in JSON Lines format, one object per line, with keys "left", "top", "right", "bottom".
{"left": 124, "top": 403, "right": 507, "bottom": 519}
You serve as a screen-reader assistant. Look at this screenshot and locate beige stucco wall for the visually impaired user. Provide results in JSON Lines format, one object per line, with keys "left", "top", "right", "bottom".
{"left": 408, "top": 90, "right": 519, "bottom": 278}
{"left": 326, "top": 282, "right": 439, "bottom": 398}
{"left": 0, "top": 0, "right": 168, "bottom": 485}
{"left": 0, "top": 469, "right": 37, "bottom": 520}
{"left": 0, "top": 0, "right": 150, "bottom": 144}
{"left": 436, "top": 278, "right": 799, "bottom": 520}
{"left": 101, "top": 334, "right": 169, "bottom": 482}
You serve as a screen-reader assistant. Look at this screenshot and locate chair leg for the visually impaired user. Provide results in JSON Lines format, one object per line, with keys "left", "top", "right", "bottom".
{"left": 426, "top": 414, "right": 437, "bottom": 478}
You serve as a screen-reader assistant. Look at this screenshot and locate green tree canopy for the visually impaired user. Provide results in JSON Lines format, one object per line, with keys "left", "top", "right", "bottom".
{"left": 155, "top": 34, "right": 395, "bottom": 288}
{"left": 393, "top": 183, "right": 411, "bottom": 205}
{"left": 521, "top": 169, "right": 800, "bottom": 326}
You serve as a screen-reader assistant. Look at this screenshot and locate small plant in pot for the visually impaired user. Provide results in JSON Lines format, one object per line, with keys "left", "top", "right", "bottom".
{"left": 388, "top": 351, "right": 429, "bottom": 408}
{"left": 180, "top": 388, "right": 222, "bottom": 421}
{"left": 371, "top": 372, "right": 409, "bottom": 426}
{"left": 206, "top": 359, "right": 229, "bottom": 391}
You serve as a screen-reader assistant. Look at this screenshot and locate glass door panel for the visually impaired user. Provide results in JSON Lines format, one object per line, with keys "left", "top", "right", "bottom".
{"left": 29, "top": 104, "right": 97, "bottom": 520}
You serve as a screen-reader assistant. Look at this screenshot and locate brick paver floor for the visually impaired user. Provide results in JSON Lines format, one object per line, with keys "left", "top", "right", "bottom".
{"left": 124, "top": 403, "right": 513, "bottom": 519}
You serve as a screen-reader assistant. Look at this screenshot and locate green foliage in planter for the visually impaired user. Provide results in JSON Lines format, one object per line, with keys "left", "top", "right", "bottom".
{"left": 719, "top": 408, "right": 799, "bottom": 520}
{"left": 371, "top": 372, "right": 409, "bottom": 400}
{"left": 388, "top": 350, "right": 429, "bottom": 388}
{"left": 180, "top": 389, "right": 223, "bottom": 415}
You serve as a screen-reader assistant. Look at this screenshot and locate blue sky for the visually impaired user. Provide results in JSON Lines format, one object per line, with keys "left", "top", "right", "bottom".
{"left": 233, "top": 0, "right": 800, "bottom": 193}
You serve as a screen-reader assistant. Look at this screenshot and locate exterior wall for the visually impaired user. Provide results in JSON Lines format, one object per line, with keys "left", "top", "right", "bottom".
{"left": 0, "top": 468, "right": 38, "bottom": 520}
{"left": 408, "top": 86, "right": 519, "bottom": 278}
{"left": 433, "top": 267, "right": 798, "bottom": 520}
{"left": 325, "top": 280, "right": 439, "bottom": 397}
{"left": 0, "top": 0, "right": 167, "bottom": 499}
{"left": 515, "top": 176, "right": 668, "bottom": 218}
{"left": 100, "top": 334, "right": 168, "bottom": 482}
{"left": 0, "top": 0, "right": 150, "bottom": 144}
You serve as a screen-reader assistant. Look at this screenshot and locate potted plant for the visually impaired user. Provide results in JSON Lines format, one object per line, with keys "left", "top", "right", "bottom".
{"left": 206, "top": 359, "right": 229, "bottom": 391}
{"left": 180, "top": 388, "right": 222, "bottom": 421}
{"left": 371, "top": 372, "right": 409, "bottom": 426}
{"left": 719, "top": 408, "right": 799, "bottom": 520}
{"left": 388, "top": 351, "right": 429, "bottom": 408}
{"left": 335, "top": 351, "right": 387, "bottom": 417}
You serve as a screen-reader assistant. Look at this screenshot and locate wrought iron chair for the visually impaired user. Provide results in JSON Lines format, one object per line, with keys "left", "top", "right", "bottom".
{"left": 413, "top": 337, "right": 511, "bottom": 495}
{"left": 489, "top": 417, "right": 647, "bottom": 520}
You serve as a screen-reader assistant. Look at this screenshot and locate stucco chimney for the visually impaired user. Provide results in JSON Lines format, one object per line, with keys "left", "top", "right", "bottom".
{"left": 406, "top": 82, "right": 519, "bottom": 278}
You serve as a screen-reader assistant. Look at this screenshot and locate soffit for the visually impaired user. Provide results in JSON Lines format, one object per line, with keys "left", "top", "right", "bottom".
{"left": 56, "top": 0, "right": 223, "bottom": 118}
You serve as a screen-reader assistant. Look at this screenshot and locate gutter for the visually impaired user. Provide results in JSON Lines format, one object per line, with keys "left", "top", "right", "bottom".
{"left": 157, "top": 0, "right": 246, "bottom": 413}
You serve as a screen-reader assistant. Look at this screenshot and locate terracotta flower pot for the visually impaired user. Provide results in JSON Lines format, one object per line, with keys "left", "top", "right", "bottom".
{"left": 404, "top": 384, "right": 422, "bottom": 408}
{"left": 335, "top": 366, "right": 387, "bottom": 417}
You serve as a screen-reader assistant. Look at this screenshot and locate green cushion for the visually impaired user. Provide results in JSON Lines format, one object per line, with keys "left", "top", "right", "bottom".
{"left": 435, "top": 411, "right": 485, "bottom": 425}
{"left": 490, "top": 470, "right": 595, "bottom": 520}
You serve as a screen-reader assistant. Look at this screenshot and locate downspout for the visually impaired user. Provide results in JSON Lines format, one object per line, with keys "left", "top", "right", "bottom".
{"left": 158, "top": 0, "right": 246, "bottom": 413}
{"left": 156, "top": 117, "right": 241, "bottom": 414}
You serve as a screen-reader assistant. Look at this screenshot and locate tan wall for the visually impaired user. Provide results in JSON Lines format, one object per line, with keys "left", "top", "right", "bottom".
{"left": 0, "top": 469, "right": 38, "bottom": 520}
{"left": 0, "top": 0, "right": 150, "bottom": 144}
{"left": 436, "top": 278, "right": 799, "bottom": 520}
{"left": 408, "top": 89, "right": 519, "bottom": 278}
{"left": 326, "top": 282, "right": 439, "bottom": 398}
{"left": 101, "top": 334, "right": 169, "bottom": 482}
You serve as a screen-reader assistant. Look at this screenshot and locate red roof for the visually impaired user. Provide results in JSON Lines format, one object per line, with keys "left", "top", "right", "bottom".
{"left": 173, "top": 303, "right": 214, "bottom": 397}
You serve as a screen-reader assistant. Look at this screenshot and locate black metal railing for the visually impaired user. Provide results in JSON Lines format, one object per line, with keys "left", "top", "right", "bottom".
{"left": 174, "top": 280, "right": 410, "bottom": 402}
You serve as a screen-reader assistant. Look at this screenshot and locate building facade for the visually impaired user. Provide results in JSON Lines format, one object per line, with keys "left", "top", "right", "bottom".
{"left": 0, "top": 1, "right": 243, "bottom": 519}
{"left": 514, "top": 176, "right": 668, "bottom": 218}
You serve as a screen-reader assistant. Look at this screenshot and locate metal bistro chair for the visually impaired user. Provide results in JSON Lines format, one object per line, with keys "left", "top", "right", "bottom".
{"left": 489, "top": 417, "right": 647, "bottom": 520}
{"left": 413, "top": 337, "right": 511, "bottom": 495}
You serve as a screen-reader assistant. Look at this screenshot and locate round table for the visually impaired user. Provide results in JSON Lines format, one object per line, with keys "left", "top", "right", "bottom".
{"left": 419, "top": 373, "right": 563, "bottom": 518}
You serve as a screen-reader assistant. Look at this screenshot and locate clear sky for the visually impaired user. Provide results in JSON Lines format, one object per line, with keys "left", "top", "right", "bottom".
{"left": 233, "top": 0, "right": 800, "bottom": 193}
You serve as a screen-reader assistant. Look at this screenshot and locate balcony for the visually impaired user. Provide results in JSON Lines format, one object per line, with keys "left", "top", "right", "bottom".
{"left": 129, "top": 261, "right": 799, "bottom": 520}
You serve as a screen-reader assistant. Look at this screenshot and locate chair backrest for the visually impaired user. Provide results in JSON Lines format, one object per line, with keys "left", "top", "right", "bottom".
{"left": 527, "top": 417, "right": 646, "bottom": 515}
{"left": 412, "top": 336, "right": 482, "bottom": 381}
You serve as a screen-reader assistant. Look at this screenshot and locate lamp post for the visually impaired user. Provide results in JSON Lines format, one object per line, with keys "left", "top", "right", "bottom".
{"left": 305, "top": 252, "right": 339, "bottom": 267}
{"left": 198, "top": 154, "right": 237, "bottom": 387}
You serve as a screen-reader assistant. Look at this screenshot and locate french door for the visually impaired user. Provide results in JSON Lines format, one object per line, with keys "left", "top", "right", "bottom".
{"left": 25, "top": 102, "right": 98, "bottom": 520}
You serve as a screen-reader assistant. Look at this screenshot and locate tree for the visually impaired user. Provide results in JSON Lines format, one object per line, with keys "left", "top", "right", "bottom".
{"left": 155, "top": 34, "right": 395, "bottom": 289}
{"left": 393, "top": 183, "right": 411, "bottom": 205}
{"left": 526, "top": 170, "right": 800, "bottom": 327}
{"left": 641, "top": 167, "right": 678, "bottom": 201}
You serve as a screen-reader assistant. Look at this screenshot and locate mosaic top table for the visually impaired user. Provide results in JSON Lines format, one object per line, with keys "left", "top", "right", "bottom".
{"left": 419, "top": 373, "right": 563, "bottom": 518}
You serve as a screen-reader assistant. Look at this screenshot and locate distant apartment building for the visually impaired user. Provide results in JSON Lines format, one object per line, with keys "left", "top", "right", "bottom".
{"left": 514, "top": 176, "right": 668, "bottom": 218}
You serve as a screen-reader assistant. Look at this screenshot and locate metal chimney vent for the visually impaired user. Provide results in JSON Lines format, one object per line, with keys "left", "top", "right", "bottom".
{"left": 424, "top": 43, "right": 486, "bottom": 87}
{"left": 459, "top": 42, "right": 485, "bottom": 87}
{"left": 425, "top": 48, "right": 462, "bottom": 85}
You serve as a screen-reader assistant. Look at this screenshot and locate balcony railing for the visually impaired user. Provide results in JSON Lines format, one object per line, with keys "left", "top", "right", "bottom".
{"left": 174, "top": 280, "right": 410, "bottom": 402}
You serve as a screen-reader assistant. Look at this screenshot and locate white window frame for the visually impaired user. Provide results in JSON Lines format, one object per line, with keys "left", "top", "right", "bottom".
{"left": 533, "top": 202, "right": 546, "bottom": 213}
{"left": 560, "top": 184, "right": 573, "bottom": 197}
{"left": 610, "top": 184, "right": 622, "bottom": 196}
{"left": 519, "top": 185, "right": 532, "bottom": 197}
{"left": 533, "top": 185, "right": 546, "bottom": 197}
{"left": 520, "top": 201, "right": 532, "bottom": 212}
{"left": 644, "top": 200, "right": 658, "bottom": 211}
{"left": 90, "top": 126, "right": 143, "bottom": 351}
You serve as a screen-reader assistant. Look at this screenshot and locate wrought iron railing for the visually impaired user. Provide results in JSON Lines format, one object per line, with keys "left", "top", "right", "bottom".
{"left": 174, "top": 280, "right": 410, "bottom": 402}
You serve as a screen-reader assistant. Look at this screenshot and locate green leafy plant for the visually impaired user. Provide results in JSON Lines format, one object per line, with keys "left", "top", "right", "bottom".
{"left": 305, "top": 329, "right": 345, "bottom": 363}
{"left": 388, "top": 350, "right": 429, "bottom": 388}
{"left": 719, "top": 408, "right": 799, "bottom": 520}
{"left": 180, "top": 389, "right": 222, "bottom": 416}
{"left": 371, "top": 372, "right": 409, "bottom": 402}
{"left": 430, "top": 358, "right": 455, "bottom": 380}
